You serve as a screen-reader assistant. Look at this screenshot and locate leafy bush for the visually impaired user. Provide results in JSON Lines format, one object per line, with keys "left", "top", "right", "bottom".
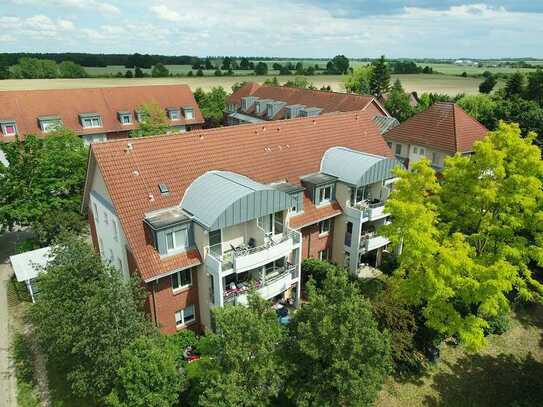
{"left": 486, "top": 313, "right": 511, "bottom": 335}
{"left": 301, "top": 258, "right": 336, "bottom": 289}
{"left": 12, "top": 333, "right": 34, "bottom": 384}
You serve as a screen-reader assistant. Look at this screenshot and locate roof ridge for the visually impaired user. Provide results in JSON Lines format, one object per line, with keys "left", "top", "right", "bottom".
{"left": 0, "top": 84, "right": 191, "bottom": 94}
{"left": 261, "top": 83, "right": 373, "bottom": 101}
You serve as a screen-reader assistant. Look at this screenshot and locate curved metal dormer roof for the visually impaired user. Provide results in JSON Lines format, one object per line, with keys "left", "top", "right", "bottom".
{"left": 181, "top": 171, "right": 294, "bottom": 230}
{"left": 320, "top": 147, "right": 402, "bottom": 187}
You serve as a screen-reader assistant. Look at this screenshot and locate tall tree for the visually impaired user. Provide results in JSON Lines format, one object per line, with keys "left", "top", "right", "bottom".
{"left": 151, "top": 63, "right": 169, "bottom": 77}
{"left": 286, "top": 267, "right": 392, "bottom": 406}
{"left": 526, "top": 68, "right": 543, "bottom": 106}
{"left": 369, "top": 55, "right": 391, "bottom": 98}
{"left": 30, "top": 237, "right": 151, "bottom": 402}
{"left": 106, "top": 335, "right": 183, "bottom": 407}
{"left": 504, "top": 72, "right": 526, "bottom": 99}
{"left": 254, "top": 62, "right": 268, "bottom": 75}
{"left": 195, "top": 292, "right": 286, "bottom": 406}
{"left": 384, "top": 79, "right": 415, "bottom": 122}
{"left": 130, "top": 101, "right": 171, "bottom": 137}
{"left": 479, "top": 74, "right": 497, "bottom": 94}
{"left": 221, "top": 57, "right": 232, "bottom": 71}
{"left": 328, "top": 54, "right": 350, "bottom": 74}
{"left": 194, "top": 86, "right": 227, "bottom": 127}
{"left": 0, "top": 128, "right": 87, "bottom": 231}
{"left": 342, "top": 65, "right": 373, "bottom": 94}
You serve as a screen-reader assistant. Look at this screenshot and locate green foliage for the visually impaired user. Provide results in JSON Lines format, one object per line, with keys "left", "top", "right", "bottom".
{"left": 124, "top": 70, "right": 133, "bottom": 78}
{"left": 326, "top": 54, "right": 350, "bottom": 74}
{"left": 457, "top": 94, "right": 498, "bottom": 129}
{"left": 194, "top": 292, "right": 286, "bottom": 406}
{"left": 12, "top": 333, "right": 35, "bottom": 385}
{"left": 526, "top": 68, "right": 543, "bottom": 106}
{"left": 370, "top": 55, "right": 391, "bottom": 98}
{"left": 384, "top": 79, "right": 416, "bottom": 122}
{"left": 12, "top": 57, "right": 58, "bottom": 78}
{"left": 505, "top": 72, "right": 526, "bottom": 98}
{"left": 231, "top": 81, "right": 248, "bottom": 93}
{"left": 0, "top": 128, "right": 87, "bottom": 231}
{"left": 31, "top": 209, "right": 86, "bottom": 246}
{"left": 486, "top": 312, "right": 511, "bottom": 335}
{"left": 479, "top": 74, "right": 497, "bottom": 94}
{"left": 263, "top": 76, "right": 279, "bottom": 86}
{"left": 196, "top": 69, "right": 204, "bottom": 77}
{"left": 286, "top": 267, "right": 392, "bottom": 406}
{"left": 151, "top": 63, "right": 169, "bottom": 77}
{"left": 301, "top": 258, "right": 335, "bottom": 289}
{"left": 106, "top": 335, "right": 183, "bottom": 407}
{"left": 130, "top": 101, "right": 171, "bottom": 137}
{"left": 254, "top": 62, "right": 268, "bottom": 75}
{"left": 342, "top": 64, "right": 373, "bottom": 94}
{"left": 58, "top": 61, "right": 87, "bottom": 78}
{"left": 30, "top": 237, "right": 151, "bottom": 402}
{"left": 494, "top": 96, "right": 543, "bottom": 137}
{"left": 283, "top": 77, "right": 314, "bottom": 89}
{"left": 134, "top": 67, "right": 144, "bottom": 77}
{"left": 195, "top": 86, "right": 227, "bottom": 125}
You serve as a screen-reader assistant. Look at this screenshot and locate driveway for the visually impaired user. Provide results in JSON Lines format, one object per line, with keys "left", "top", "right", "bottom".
{"left": 0, "top": 230, "right": 34, "bottom": 407}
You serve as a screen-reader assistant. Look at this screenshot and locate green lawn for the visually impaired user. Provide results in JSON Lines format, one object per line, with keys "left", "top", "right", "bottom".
{"left": 377, "top": 303, "right": 543, "bottom": 407}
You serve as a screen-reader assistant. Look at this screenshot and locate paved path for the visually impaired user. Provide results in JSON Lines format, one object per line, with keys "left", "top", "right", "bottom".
{"left": 0, "top": 230, "right": 34, "bottom": 407}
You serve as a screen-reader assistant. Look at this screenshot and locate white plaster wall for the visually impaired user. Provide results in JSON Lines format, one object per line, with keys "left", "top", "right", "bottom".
{"left": 0, "top": 149, "right": 8, "bottom": 167}
{"left": 90, "top": 168, "right": 129, "bottom": 279}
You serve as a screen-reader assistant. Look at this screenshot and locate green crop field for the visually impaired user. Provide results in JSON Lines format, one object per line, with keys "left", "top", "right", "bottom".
{"left": 0, "top": 73, "right": 484, "bottom": 96}
{"left": 423, "top": 62, "right": 541, "bottom": 76}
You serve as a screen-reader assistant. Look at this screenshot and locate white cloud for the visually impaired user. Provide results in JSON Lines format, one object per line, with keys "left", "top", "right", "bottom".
{"left": 150, "top": 4, "right": 185, "bottom": 22}
{"left": 10, "top": 0, "right": 120, "bottom": 15}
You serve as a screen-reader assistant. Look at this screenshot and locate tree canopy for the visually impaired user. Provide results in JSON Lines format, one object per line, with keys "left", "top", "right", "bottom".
{"left": 343, "top": 65, "right": 373, "bottom": 94}
{"left": 369, "top": 55, "right": 391, "bottom": 98}
{"left": 130, "top": 101, "right": 171, "bottom": 137}
{"left": 384, "top": 79, "right": 415, "bottom": 122}
{"left": 193, "top": 86, "right": 227, "bottom": 126}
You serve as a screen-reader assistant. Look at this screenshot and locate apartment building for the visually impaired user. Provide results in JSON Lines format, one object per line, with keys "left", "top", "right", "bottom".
{"left": 0, "top": 85, "right": 204, "bottom": 146}
{"left": 384, "top": 102, "right": 488, "bottom": 170}
{"left": 225, "top": 82, "right": 393, "bottom": 128}
{"left": 82, "top": 110, "right": 402, "bottom": 334}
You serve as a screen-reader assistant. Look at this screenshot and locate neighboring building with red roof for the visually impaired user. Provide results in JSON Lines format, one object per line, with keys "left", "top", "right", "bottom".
{"left": 225, "top": 82, "right": 390, "bottom": 125}
{"left": 383, "top": 102, "right": 488, "bottom": 169}
{"left": 0, "top": 85, "right": 204, "bottom": 145}
{"left": 82, "top": 110, "right": 403, "bottom": 334}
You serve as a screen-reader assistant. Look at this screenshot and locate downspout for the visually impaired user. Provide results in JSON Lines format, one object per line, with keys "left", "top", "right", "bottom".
{"left": 151, "top": 280, "right": 159, "bottom": 328}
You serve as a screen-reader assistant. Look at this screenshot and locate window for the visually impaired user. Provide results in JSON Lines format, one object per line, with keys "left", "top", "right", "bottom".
{"left": 387, "top": 141, "right": 392, "bottom": 149}
{"left": 420, "top": 147, "right": 425, "bottom": 155}
{"left": 319, "top": 248, "right": 331, "bottom": 261}
{"left": 112, "top": 219, "right": 118, "bottom": 241}
{"left": 432, "top": 152, "right": 439, "bottom": 165}
{"left": 40, "top": 119, "right": 62, "bottom": 133}
{"left": 255, "top": 103, "right": 261, "bottom": 113}
{"left": 184, "top": 108, "right": 194, "bottom": 120}
{"left": 319, "top": 219, "right": 331, "bottom": 235}
{"left": 208, "top": 274, "right": 215, "bottom": 303}
{"left": 413, "top": 147, "right": 418, "bottom": 154}
{"left": 345, "top": 221, "right": 353, "bottom": 246}
{"left": 317, "top": 185, "right": 332, "bottom": 205}
{"left": 175, "top": 304, "right": 195, "bottom": 326}
{"left": 168, "top": 109, "right": 181, "bottom": 120}
{"left": 81, "top": 116, "right": 102, "bottom": 128}
{"left": 103, "top": 211, "right": 109, "bottom": 225}
{"left": 209, "top": 229, "right": 222, "bottom": 256}
{"left": 258, "top": 214, "right": 273, "bottom": 234}
{"left": 344, "top": 251, "right": 350, "bottom": 268}
{"left": 274, "top": 211, "right": 283, "bottom": 234}
{"left": 172, "top": 268, "right": 192, "bottom": 291}
{"left": 1, "top": 122, "right": 17, "bottom": 136}
{"left": 395, "top": 144, "right": 402, "bottom": 155}
{"left": 136, "top": 111, "right": 145, "bottom": 122}
{"left": 166, "top": 228, "right": 188, "bottom": 253}
{"left": 119, "top": 113, "right": 132, "bottom": 125}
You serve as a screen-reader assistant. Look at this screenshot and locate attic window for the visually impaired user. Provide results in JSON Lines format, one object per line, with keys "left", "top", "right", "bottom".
{"left": 183, "top": 107, "right": 194, "bottom": 120}
{"left": 39, "top": 116, "right": 62, "bottom": 133}
{"left": 118, "top": 111, "right": 132, "bottom": 125}
{"left": 79, "top": 113, "right": 102, "bottom": 129}
{"left": 159, "top": 183, "right": 170, "bottom": 194}
{"left": 0, "top": 120, "right": 17, "bottom": 136}
{"left": 167, "top": 108, "right": 181, "bottom": 120}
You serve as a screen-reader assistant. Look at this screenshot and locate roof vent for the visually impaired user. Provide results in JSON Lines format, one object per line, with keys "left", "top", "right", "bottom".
{"left": 148, "top": 193, "right": 155, "bottom": 202}
{"left": 125, "top": 142, "right": 133, "bottom": 153}
{"left": 158, "top": 183, "right": 170, "bottom": 194}
{"left": 133, "top": 170, "right": 139, "bottom": 176}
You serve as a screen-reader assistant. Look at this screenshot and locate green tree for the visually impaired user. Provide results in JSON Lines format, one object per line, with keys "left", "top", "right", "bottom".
{"left": 30, "top": 238, "right": 150, "bottom": 402}
{"left": 0, "top": 54, "right": 10, "bottom": 79}
{"left": 457, "top": 94, "right": 498, "bottom": 129}
{"left": 214, "top": 69, "right": 222, "bottom": 76}
{"left": 254, "top": 62, "right": 268, "bottom": 75}
{"left": 342, "top": 64, "right": 373, "bottom": 94}
{"left": 195, "top": 292, "right": 286, "bottom": 406}
{"left": 263, "top": 76, "right": 279, "bottom": 86}
{"left": 369, "top": 55, "right": 391, "bottom": 98}
{"left": 124, "top": 70, "right": 133, "bottom": 78}
{"left": 221, "top": 57, "right": 232, "bottom": 71}
{"left": 151, "top": 63, "right": 169, "bottom": 77}
{"left": 204, "top": 58, "right": 214, "bottom": 70}
{"left": 130, "top": 101, "right": 171, "bottom": 137}
{"left": 31, "top": 209, "right": 86, "bottom": 246}
{"left": 327, "top": 54, "right": 350, "bottom": 74}
{"left": 286, "top": 267, "right": 392, "bottom": 406}
{"left": 12, "top": 57, "right": 58, "bottom": 79}
{"left": 494, "top": 97, "right": 543, "bottom": 138}
{"left": 0, "top": 128, "right": 87, "bottom": 231}
{"left": 58, "top": 61, "right": 87, "bottom": 78}
{"left": 196, "top": 69, "right": 204, "bottom": 77}
{"left": 504, "top": 72, "right": 526, "bottom": 98}
{"left": 134, "top": 66, "right": 144, "bottom": 78}
{"left": 284, "top": 77, "right": 313, "bottom": 89}
{"left": 197, "top": 86, "right": 227, "bottom": 126}
{"left": 384, "top": 79, "right": 415, "bottom": 122}
{"left": 526, "top": 68, "right": 543, "bottom": 106}
{"left": 479, "top": 74, "right": 497, "bottom": 94}
{"left": 106, "top": 335, "right": 183, "bottom": 407}
{"left": 239, "top": 57, "right": 251, "bottom": 70}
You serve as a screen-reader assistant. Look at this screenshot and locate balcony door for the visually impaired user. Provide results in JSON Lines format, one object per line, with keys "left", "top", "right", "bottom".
{"left": 209, "top": 229, "right": 222, "bottom": 257}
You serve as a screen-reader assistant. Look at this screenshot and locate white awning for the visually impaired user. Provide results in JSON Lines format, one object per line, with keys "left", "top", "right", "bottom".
{"left": 10, "top": 247, "right": 51, "bottom": 282}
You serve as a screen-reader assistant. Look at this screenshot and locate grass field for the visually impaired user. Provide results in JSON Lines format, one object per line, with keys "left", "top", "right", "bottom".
{"left": 376, "top": 303, "right": 543, "bottom": 407}
{"left": 0, "top": 73, "right": 483, "bottom": 95}
{"left": 424, "top": 63, "right": 541, "bottom": 76}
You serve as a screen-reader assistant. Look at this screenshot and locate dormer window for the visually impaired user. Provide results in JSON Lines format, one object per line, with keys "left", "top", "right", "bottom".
{"left": 183, "top": 107, "right": 194, "bottom": 120}
{"left": 166, "top": 227, "right": 188, "bottom": 253}
{"left": 0, "top": 120, "right": 17, "bottom": 136}
{"left": 136, "top": 110, "right": 145, "bottom": 123}
{"left": 167, "top": 108, "right": 181, "bottom": 121}
{"left": 79, "top": 113, "right": 102, "bottom": 129}
{"left": 39, "top": 116, "right": 62, "bottom": 133}
{"left": 317, "top": 184, "right": 332, "bottom": 205}
{"left": 118, "top": 111, "right": 132, "bottom": 125}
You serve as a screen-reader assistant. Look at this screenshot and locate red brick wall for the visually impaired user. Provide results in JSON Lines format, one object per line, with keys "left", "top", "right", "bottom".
{"left": 88, "top": 209, "right": 99, "bottom": 253}
{"left": 300, "top": 218, "right": 335, "bottom": 260}
{"left": 106, "top": 130, "right": 130, "bottom": 140}
{"left": 145, "top": 268, "right": 201, "bottom": 335}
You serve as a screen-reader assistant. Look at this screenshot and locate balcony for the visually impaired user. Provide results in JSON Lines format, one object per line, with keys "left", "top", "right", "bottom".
{"left": 359, "top": 232, "right": 390, "bottom": 254}
{"left": 365, "top": 200, "right": 387, "bottom": 220}
{"left": 207, "top": 228, "right": 300, "bottom": 273}
{"left": 223, "top": 263, "right": 296, "bottom": 305}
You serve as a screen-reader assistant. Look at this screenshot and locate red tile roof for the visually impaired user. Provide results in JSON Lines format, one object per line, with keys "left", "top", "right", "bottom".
{"left": 383, "top": 102, "right": 488, "bottom": 154}
{"left": 0, "top": 85, "right": 204, "bottom": 141}
{"left": 228, "top": 82, "right": 389, "bottom": 118}
{"left": 85, "top": 110, "right": 393, "bottom": 281}
{"left": 289, "top": 198, "right": 343, "bottom": 230}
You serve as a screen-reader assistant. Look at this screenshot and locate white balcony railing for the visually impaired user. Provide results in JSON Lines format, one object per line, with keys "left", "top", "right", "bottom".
{"left": 359, "top": 233, "right": 390, "bottom": 253}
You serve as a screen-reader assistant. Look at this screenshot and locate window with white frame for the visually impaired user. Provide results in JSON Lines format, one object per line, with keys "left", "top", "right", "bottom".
{"left": 39, "top": 118, "right": 62, "bottom": 133}
{"left": 317, "top": 184, "right": 332, "bottom": 205}
{"left": 168, "top": 109, "right": 181, "bottom": 120}
{"left": 420, "top": 147, "right": 425, "bottom": 155}
{"left": 166, "top": 227, "right": 188, "bottom": 253}
{"left": 118, "top": 112, "right": 132, "bottom": 125}
{"left": 319, "top": 248, "right": 331, "bottom": 261}
{"left": 432, "top": 152, "right": 439, "bottom": 165}
{"left": 319, "top": 218, "right": 331, "bottom": 235}
{"left": 413, "top": 147, "right": 418, "bottom": 154}
{"left": 81, "top": 115, "right": 102, "bottom": 129}
{"left": 112, "top": 219, "right": 118, "bottom": 241}
{"left": 172, "top": 268, "right": 192, "bottom": 291}
{"left": 395, "top": 144, "right": 402, "bottom": 155}
{"left": 175, "top": 304, "right": 195, "bottom": 326}
{"left": 0, "top": 121, "right": 17, "bottom": 136}
{"left": 183, "top": 108, "right": 194, "bottom": 120}
{"left": 136, "top": 110, "right": 145, "bottom": 122}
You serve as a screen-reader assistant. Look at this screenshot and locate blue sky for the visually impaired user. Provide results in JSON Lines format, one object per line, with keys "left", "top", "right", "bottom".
{"left": 1, "top": 0, "right": 542, "bottom": 58}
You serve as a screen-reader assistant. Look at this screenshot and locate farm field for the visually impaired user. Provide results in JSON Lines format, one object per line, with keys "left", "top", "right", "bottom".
{"left": 0, "top": 73, "right": 483, "bottom": 95}
{"left": 424, "top": 62, "right": 542, "bottom": 76}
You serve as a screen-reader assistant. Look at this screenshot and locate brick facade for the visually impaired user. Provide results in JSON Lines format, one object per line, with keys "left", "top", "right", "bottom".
{"left": 300, "top": 217, "right": 335, "bottom": 260}
{"left": 145, "top": 268, "right": 201, "bottom": 335}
